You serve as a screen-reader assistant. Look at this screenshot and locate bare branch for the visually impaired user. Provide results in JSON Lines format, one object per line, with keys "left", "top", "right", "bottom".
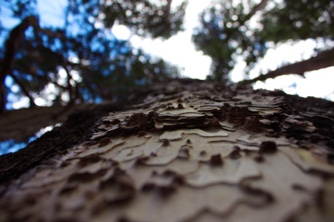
{"left": 9, "top": 72, "right": 36, "bottom": 108}
{"left": 241, "top": 48, "right": 334, "bottom": 84}
{"left": 0, "top": 16, "right": 39, "bottom": 112}
{"left": 237, "top": 0, "right": 270, "bottom": 29}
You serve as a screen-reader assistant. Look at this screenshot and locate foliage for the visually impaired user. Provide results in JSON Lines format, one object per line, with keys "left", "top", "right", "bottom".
{"left": 258, "top": 0, "right": 334, "bottom": 43}
{"left": 102, "top": 0, "right": 188, "bottom": 38}
{"left": 193, "top": 0, "right": 334, "bottom": 82}
{"left": 0, "top": 0, "right": 186, "bottom": 110}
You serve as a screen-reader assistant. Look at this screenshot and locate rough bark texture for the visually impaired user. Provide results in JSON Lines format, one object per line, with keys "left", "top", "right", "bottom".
{"left": 1, "top": 79, "right": 334, "bottom": 222}
{"left": 0, "top": 103, "right": 128, "bottom": 183}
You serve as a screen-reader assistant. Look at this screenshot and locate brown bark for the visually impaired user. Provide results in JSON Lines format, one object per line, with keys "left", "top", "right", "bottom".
{"left": 0, "top": 104, "right": 95, "bottom": 142}
{"left": 241, "top": 48, "right": 334, "bottom": 84}
{"left": 0, "top": 79, "right": 334, "bottom": 222}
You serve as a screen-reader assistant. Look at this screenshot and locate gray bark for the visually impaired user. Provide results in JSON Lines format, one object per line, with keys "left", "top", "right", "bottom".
{"left": 0, "top": 79, "right": 334, "bottom": 222}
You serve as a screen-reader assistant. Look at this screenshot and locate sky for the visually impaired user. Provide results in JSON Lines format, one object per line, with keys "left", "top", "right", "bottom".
{"left": 112, "top": 1, "right": 334, "bottom": 101}
{"left": 1, "top": 0, "right": 334, "bottom": 103}
{"left": 0, "top": 0, "right": 333, "bottom": 155}
{"left": 112, "top": 0, "right": 212, "bottom": 80}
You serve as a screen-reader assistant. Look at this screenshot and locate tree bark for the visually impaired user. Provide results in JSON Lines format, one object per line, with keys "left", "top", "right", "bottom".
{"left": 0, "top": 79, "right": 334, "bottom": 222}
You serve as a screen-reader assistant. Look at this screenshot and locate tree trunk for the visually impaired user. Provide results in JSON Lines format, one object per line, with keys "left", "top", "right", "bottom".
{"left": 1, "top": 79, "right": 334, "bottom": 222}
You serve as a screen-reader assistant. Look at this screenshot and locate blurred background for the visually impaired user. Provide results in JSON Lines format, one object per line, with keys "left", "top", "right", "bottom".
{"left": 0, "top": 0, "right": 333, "bottom": 154}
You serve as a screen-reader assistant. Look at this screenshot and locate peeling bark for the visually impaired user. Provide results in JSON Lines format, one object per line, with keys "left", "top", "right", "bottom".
{"left": 0, "top": 79, "right": 334, "bottom": 222}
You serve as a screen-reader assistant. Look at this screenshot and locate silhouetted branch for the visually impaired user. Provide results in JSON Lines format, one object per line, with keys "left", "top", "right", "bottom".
{"left": 9, "top": 72, "right": 36, "bottom": 107}
{"left": 0, "top": 16, "right": 39, "bottom": 112}
{"left": 236, "top": 0, "right": 270, "bottom": 30}
{"left": 241, "top": 48, "right": 334, "bottom": 84}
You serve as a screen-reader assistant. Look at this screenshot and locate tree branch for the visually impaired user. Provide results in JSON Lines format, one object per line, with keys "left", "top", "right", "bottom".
{"left": 237, "top": 0, "right": 270, "bottom": 29}
{"left": 241, "top": 48, "right": 334, "bottom": 84}
{"left": 8, "top": 72, "right": 36, "bottom": 107}
{"left": 0, "top": 16, "right": 39, "bottom": 112}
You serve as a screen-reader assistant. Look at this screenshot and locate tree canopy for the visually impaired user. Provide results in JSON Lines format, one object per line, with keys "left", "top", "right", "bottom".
{"left": 1, "top": 0, "right": 333, "bottom": 112}
{"left": 0, "top": 0, "right": 187, "bottom": 111}
{"left": 1, "top": 0, "right": 334, "bottom": 154}
{"left": 193, "top": 0, "right": 334, "bottom": 82}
